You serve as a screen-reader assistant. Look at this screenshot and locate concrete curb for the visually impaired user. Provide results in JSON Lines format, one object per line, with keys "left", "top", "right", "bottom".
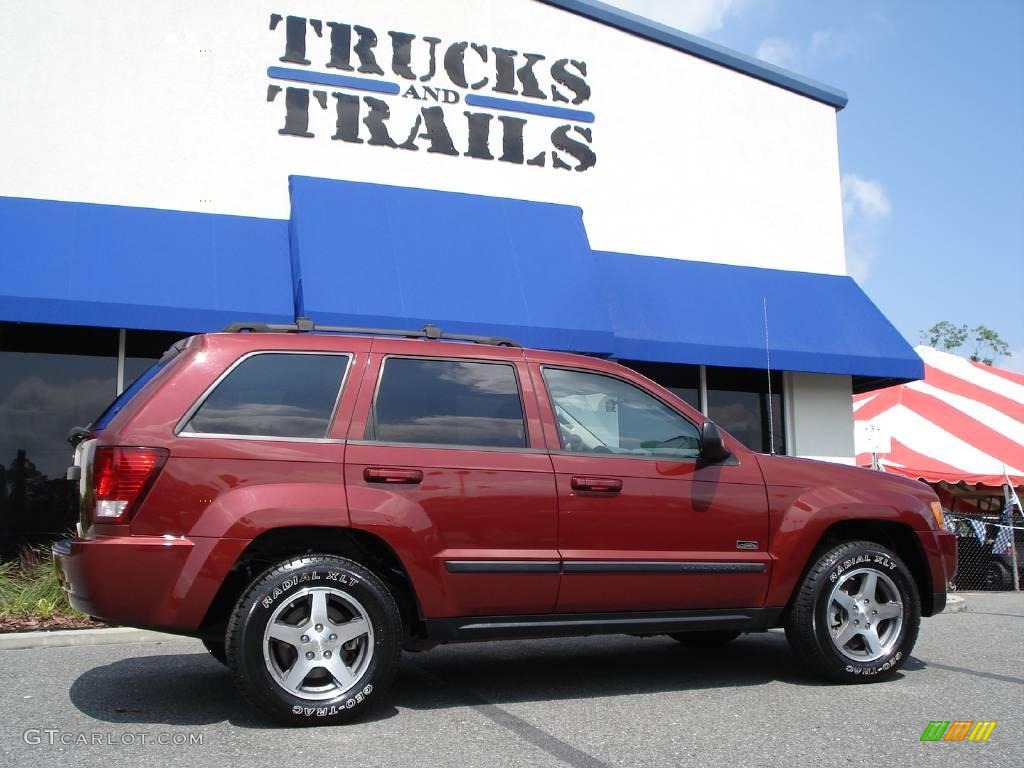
{"left": 943, "top": 594, "right": 968, "bottom": 614}
{"left": 0, "top": 626, "right": 189, "bottom": 651}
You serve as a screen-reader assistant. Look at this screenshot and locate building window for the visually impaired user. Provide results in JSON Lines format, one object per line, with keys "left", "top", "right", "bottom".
{"left": 706, "top": 366, "right": 784, "bottom": 455}
{"left": 367, "top": 358, "right": 527, "bottom": 448}
{"left": 123, "top": 329, "right": 189, "bottom": 390}
{"left": 183, "top": 353, "right": 350, "bottom": 439}
{"left": 624, "top": 360, "right": 785, "bottom": 454}
{"left": 0, "top": 322, "right": 119, "bottom": 554}
{"left": 620, "top": 361, "right": 701, "bottom": 411}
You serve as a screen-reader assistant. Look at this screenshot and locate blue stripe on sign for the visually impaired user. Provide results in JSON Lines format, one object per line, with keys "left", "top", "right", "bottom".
{"left": 267, "top": 66, "right": 401, "bottom": 95}
{"left": 464, "top": 94, "right": 595, "bottom": 123}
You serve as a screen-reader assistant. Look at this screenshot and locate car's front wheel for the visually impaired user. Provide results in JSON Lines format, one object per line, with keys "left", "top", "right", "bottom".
{"left": 226, "top": 555, "right": 402, "bottom": 725}
{"left": 785, "top": 541, "right": 920, "bottom": 682}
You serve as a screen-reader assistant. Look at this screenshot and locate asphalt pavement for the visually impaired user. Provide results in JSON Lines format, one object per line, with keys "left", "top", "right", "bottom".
{"left": 1, "top": 592, "right": 1021, "bottom": 768}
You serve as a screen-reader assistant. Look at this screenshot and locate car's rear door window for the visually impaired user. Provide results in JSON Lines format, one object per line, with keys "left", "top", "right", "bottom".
{"left": 367, "top": 357, "right": 527, "bottom": 448}
{"left": 182, "top": 352, "right": 350, "bottom": 439}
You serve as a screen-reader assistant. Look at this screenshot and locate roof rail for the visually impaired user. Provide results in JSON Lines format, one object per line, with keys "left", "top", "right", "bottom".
{"left": 220, "top": 318, "right": 522, "bottom": 347}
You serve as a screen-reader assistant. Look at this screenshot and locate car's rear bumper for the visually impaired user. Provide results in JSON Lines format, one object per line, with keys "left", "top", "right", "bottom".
{"left": 52, "top": 535, "right": 247, "bottom": 631}
{"left": 915, "top": 529, "right": 957, "bottom": 617}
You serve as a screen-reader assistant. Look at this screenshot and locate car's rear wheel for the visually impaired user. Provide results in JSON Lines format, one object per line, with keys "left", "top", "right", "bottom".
{"left": 226, "top": 555, "right": 402, "bottom": 725}
{"left": 785, "top": 540, "right": 920, "bottom": 682}
{"left": 668, "top": 631, "right": 742, "bottom": 647}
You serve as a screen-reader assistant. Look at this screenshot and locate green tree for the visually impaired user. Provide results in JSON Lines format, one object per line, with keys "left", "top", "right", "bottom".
{"left": 969, "top": 326, "right": 1011, "bottom": 366}
{"left": 920, "top": 321, "right": 1011, "bottom": 366}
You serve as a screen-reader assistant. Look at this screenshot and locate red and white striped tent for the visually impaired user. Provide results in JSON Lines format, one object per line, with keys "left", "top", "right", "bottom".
{"left": 853, "top": 346, "right": 1024, "bottom": 489}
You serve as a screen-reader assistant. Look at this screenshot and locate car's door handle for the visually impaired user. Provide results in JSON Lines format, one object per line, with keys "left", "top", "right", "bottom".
{"left": 570, "top": 476, "right": 623, "bottom": 494}
{"left": 364, "top": 467, "right": 424, "bottom": 485}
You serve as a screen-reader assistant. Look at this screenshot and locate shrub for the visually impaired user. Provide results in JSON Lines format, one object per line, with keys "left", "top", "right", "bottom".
{"left": 0, "top": 547, "right": 77, "bottom": 618}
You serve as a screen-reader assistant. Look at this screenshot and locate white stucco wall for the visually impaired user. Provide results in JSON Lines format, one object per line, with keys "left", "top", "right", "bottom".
{"left": 784, "top": 372, "right": 856, "bottom": 463}
{"left": 0, "top": 0, "right": 847, "bottom": 275}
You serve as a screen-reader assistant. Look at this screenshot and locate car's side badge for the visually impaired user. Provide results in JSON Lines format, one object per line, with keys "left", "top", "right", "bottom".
{"left": 736, "top": 540, "right": 759, "bottom": 550}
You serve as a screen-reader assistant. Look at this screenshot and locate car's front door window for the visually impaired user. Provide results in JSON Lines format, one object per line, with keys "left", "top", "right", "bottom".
{"left": 542, "top": 368, "right": 700, "bottom": 460}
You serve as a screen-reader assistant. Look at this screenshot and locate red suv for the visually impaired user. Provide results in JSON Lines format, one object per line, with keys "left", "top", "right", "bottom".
{"left": 54, "top": 321, "right": 956, "bottom": 725}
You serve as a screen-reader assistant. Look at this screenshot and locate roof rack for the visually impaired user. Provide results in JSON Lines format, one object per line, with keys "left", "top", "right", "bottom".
{"left": 221, "top": 317, "right": 522, "bottom": 348}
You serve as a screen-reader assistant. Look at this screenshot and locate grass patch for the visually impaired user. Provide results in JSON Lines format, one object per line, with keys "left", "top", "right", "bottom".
{"left": 0, "top": 547, "right": 78, "bottom": 619}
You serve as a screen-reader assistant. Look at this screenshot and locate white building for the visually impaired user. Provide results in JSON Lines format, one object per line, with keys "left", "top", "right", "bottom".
{"left": 0, "top": 1, "right": 920, "bottom": 539}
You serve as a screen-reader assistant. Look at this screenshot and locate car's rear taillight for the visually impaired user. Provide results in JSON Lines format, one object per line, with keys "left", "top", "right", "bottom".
{"left": 91, "top": 446, "right": 168, "bottom": 523}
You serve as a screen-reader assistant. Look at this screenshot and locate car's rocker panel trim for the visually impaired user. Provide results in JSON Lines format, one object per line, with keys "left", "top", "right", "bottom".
{"left": 425, "top": 607, "right": 785, "bottom": 642}
{"left": 445, "top": 560, "right": 562, "bottom": 573}
{"left": 442, "top": 559, "right": 767, "bottom": 574}
{"left": 562, "top": 561, "right": 767, "bottom": 574}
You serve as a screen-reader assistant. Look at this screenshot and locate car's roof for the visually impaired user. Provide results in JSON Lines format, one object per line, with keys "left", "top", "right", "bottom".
{"left": 200, "top": 330, "right": 626, "bottom": 373}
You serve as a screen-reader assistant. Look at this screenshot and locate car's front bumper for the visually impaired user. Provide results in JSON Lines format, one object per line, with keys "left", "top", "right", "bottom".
{"left": 915, "top": 529, "right": 957, "bottom": 617}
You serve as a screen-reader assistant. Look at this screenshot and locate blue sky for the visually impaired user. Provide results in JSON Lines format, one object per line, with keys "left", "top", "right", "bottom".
{"left": 608, "top": 0, "right": 1024, "bottom": 370}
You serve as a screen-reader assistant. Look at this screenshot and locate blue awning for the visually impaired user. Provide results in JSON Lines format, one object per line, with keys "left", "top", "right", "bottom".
{"left": 596, "top": 251, "right": 923, "bottom": 384}
{"left": 0, "top": 196, "right": 294, "bottom": 332}
{"left": 0, "top": 188, "right": 921, "bottom": 389}
{"left": 288, "top": 176, "right": 615, "bottom": 354}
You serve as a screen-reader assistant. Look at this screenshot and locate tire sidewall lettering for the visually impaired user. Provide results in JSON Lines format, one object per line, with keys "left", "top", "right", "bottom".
{"left": 828, "top": 553, "right": 897, "bottom": 584}
{"left": 289, "top": 685, "right": 375, "bottom": 718}
{"left": 844, "top": 650, "right": 903, "bottom": 677}
{"left": 259, "top": 569, "right": 361, "bottom": 610}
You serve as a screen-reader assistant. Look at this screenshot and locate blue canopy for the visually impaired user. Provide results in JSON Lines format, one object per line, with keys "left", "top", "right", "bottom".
{"left": 0, "top": 196, "right": 293, "bottom": 332}
{"left": 595, "top": 251, "right": 923, "bottom": 384}
{"left": 288, "top": 176, "right": 615, "bottom": 354}
{"left": 0, "top": 185, "right": 921, "bottom": 390}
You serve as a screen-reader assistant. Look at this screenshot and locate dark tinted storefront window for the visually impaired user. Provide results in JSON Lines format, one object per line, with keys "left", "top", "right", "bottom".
{"left": 123, "top": 329, "right": 189, "bottom": 389}
{"left": 706, "top": 367, "right": 784, "bottom": 454}
{"left": 621, "top": 361, "right": 700, "bottom": 411}
{"left": 369, "top": 358, "right": 526, "bottom": 448}
{"left": 0, "top": 323, "right": 118, "bottom": 554}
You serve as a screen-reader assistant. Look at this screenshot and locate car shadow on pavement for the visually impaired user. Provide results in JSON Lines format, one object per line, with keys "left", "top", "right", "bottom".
{"left": 390, "top": 631, "right": 906, "bottom": 710}
{"left": 68, "top": 652, "right": 401, "bottom": 728}
{"left": 69, "top": 631, "right": 913, "bottom": 727}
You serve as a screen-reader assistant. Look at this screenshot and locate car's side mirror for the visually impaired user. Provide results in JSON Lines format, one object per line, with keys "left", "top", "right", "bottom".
{"left": 700, "top": 421, "right": 731, "bottom": 463}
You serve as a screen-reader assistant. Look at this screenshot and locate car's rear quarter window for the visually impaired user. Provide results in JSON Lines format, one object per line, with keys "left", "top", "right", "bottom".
{"left": 182, "top": 352, "right": 349, "bottom": 439}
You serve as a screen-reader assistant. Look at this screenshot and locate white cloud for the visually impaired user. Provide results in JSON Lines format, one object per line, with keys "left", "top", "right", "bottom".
{"left": 844, "top": 241, "right": 875, "bottom": 284}
{"left": 841, "top": 174, "right": 892, "bottom": 282}
{"left": 842, "top": 174, "right": 892, "bottom": 220}
{"left": 754, "top": 28, "right": 857, "bottom": 71}
{"left": 606, "top": 0, "right": 755, "bottom": 36}
{"left": 755, "top": 37, "right": 795, "bottom": 67}
{"left": 809, "top": 29, "right": 833, "bottom": 57}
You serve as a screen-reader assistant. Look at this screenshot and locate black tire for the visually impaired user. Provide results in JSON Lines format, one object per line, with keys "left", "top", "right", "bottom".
{"left": 982, "top": 561, "right": 1012, "bottom": 591}
{"left": 226, "top": 555, "right": 402, "bottom": 726}
{"left": 785, "top": 541, "right": 920, "bottom": 683}
{"left": 201, "top": 637, "right": 228, "bottom": 665}
{"left": 668, "top": 631, "right": 742, "bottom": 647}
